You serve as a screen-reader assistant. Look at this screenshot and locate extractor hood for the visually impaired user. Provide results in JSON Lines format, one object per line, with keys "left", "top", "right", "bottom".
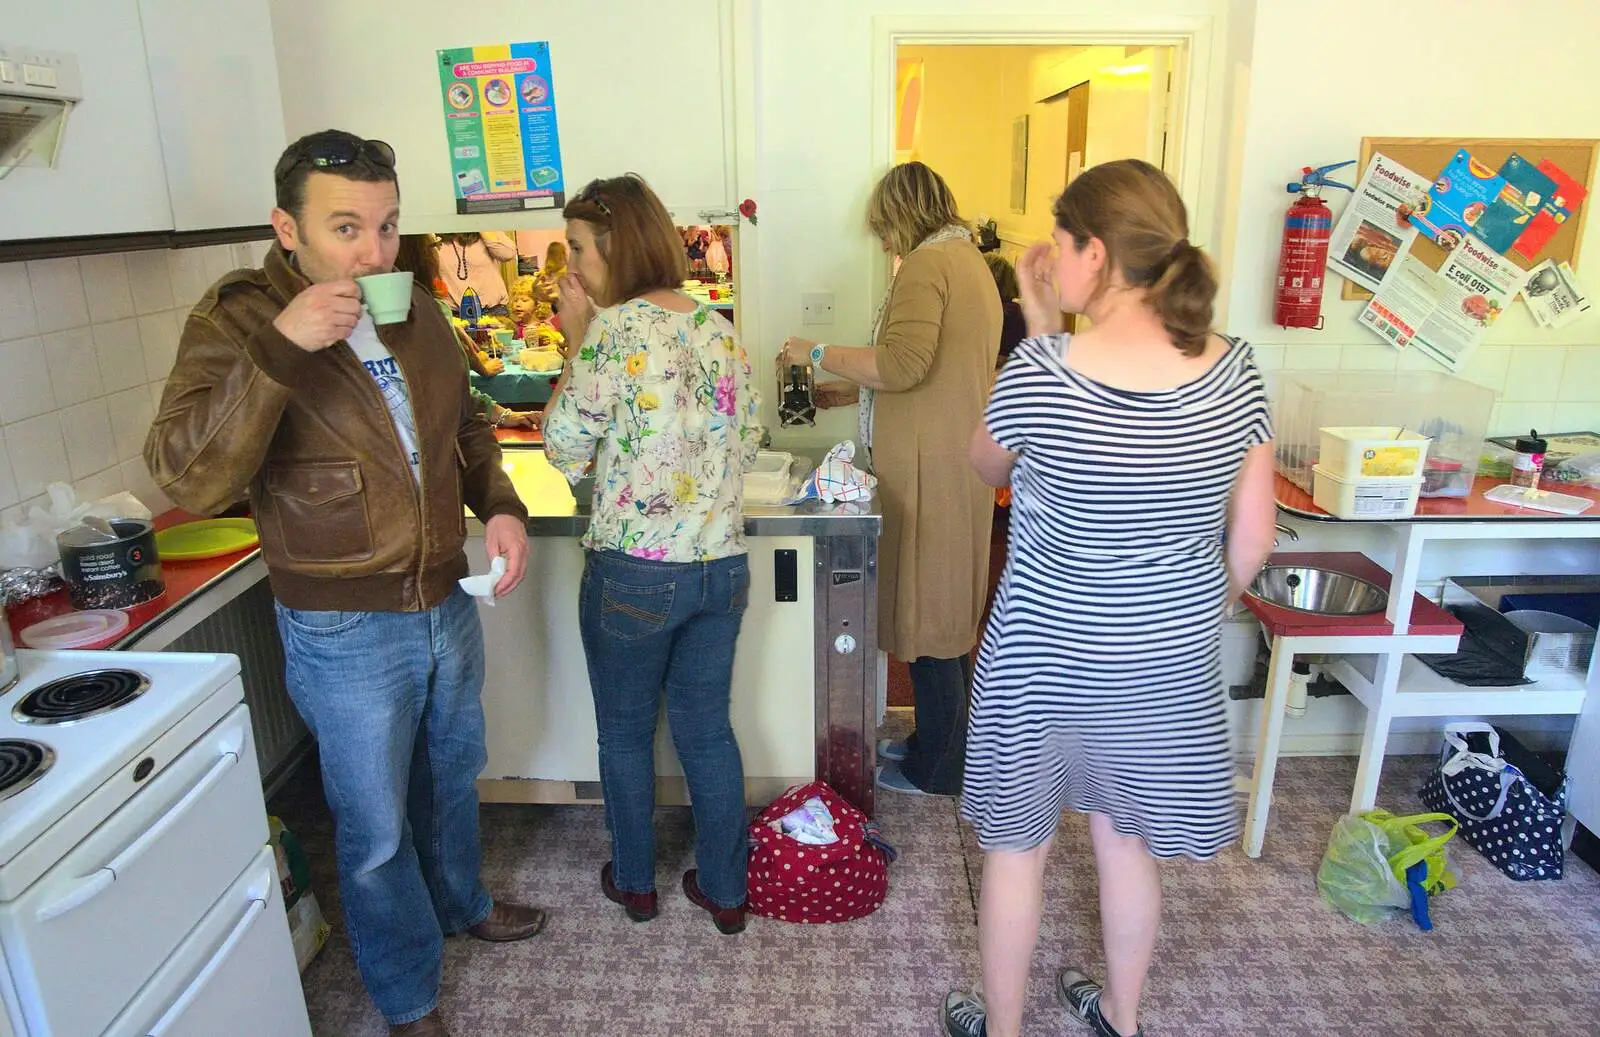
{"left": 0, "top": 43, "right": 82, "bottom": 180}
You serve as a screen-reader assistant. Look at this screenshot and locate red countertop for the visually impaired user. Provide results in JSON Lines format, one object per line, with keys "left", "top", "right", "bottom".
{"left": 1241, "top": 550, "right": 1463, "bottom": 639}
{"left": 4, "top": 508, "right": 262, "bottom": 649}
{"left": 1276, "top": 473, "right": 1600, "bottom": 522}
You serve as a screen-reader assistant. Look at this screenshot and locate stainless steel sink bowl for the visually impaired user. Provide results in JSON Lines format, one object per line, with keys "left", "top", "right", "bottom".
{"left": 1248, "top": 566, "right": 1388, "bottom": 616}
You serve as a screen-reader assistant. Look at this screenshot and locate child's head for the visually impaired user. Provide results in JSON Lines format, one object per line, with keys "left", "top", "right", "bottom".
{"left": 509, "top": 275, "right": 540, "bottom": 321}
{"left": 542, "top": 240, "right": 568, "bottom": 277}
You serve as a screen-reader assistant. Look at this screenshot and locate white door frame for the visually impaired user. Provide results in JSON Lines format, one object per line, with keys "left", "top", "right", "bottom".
{"left": 869, "top": 13, "right": 1221, "bottom": 307}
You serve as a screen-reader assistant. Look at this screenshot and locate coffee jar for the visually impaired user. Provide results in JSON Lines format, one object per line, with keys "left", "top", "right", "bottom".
{"left": 57, "top": 519, "right": 165, "bottom": 610}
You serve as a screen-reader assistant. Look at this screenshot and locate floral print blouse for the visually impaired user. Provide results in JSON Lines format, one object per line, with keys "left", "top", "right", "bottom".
{"left": 544, "top": 298, "right": 763, "bottom": 562}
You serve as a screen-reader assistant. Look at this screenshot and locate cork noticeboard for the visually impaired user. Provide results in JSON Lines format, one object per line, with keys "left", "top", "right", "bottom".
{"left": 1341, "top": 136, "right": 1600, "bottom": 300}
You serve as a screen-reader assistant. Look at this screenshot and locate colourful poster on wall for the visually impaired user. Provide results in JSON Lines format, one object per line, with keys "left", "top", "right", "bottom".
{"left": 1473, "top": 154, "right": 1558, "bottom": 255}
{"left": 1409, "top": 149, "right": 1504, "bottom": 253}
{"left": 436, "top": 41, "right": 566, "bottom": 215}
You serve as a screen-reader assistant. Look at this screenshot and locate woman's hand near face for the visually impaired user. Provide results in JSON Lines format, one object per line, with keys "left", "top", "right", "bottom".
{"left": 1017, "top": 242, "right": 1065, "bottom": 337}
{"left": 557, "top": 274, "right": 594, "bottom": 345}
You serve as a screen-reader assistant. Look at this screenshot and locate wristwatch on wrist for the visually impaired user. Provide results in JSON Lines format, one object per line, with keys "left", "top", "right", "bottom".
{"left": 809, "top": 343, "right": 827, "bottom": 367}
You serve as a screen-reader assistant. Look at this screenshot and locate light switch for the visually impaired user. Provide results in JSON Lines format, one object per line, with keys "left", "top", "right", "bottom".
{"left": 800, "top": 292, "right": 834, "bottom": 326}
{"left": 23, "top": 63, "right": 57, "bottom": 89}
{"left": 0, "top": 61, "right": 14, "bottom": 84}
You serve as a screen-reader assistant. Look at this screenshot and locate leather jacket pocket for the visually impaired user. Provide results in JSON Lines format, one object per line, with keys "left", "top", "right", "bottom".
{"left": 264, "top": 461, "right": 375, "bottom": 563}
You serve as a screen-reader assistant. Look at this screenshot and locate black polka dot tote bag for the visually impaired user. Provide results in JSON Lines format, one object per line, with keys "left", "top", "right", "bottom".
{"left": 1418, "top": 722, "right": 1566, "bottom": 882}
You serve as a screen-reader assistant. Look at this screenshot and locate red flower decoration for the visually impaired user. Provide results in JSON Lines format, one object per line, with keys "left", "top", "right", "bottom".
{"left": 738, "top": 198, "right": 758, "bottom": 226}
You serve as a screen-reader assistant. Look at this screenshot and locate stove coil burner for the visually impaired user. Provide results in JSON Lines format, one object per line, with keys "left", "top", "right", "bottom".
{"left": 13, "top": 669, "right": 152, "bottom": 725}
{"left": 0, "top": 739, "right": 55, "bottom": 802}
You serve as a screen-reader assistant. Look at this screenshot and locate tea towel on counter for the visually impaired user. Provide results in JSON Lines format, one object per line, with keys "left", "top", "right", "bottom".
{"left": 790, "top": 442, "right": 877, "bottom": 505}
{"left": 1418, "top": 722, "right": 1566, "bottom": 881}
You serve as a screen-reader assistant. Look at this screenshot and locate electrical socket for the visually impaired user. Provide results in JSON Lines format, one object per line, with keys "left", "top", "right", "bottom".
{"left": 800, "top": 292, "right": 835, "bottom": 326}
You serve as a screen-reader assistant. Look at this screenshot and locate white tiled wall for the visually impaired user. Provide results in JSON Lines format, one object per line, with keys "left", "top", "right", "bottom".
{"left": 0, "top": 242, "right": 272, "bottom": 526}
{"left": 1257, "top": 341, "right": 1600, "bottom": 438}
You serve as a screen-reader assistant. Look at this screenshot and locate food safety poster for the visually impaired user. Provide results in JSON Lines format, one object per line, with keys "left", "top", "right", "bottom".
{"left": 1409, "top": 149, "right": 1504, "bottom": 252}
{"left": 1327, "top": 153, "right": 1429, "bottom": 293}
{"left": 1357, "top": 234, "right": 1526, "bottom": 371}
{"left": 1473, "top": 153, "right": 1557, "bottom": 255}
{"left": 436, "top": 41, "right": 566, "bottom": 214}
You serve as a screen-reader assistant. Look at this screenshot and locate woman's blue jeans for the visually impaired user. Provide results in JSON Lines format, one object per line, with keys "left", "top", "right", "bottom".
{"left": 579, "top": 550, "right": 751, "bottom": 908}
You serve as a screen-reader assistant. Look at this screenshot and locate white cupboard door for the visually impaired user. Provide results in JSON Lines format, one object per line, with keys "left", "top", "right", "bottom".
{"left": 0, "top": 0, "right": 174, "bottom": 238}
{"left": 138, "top": 0, "right": 288, "bottom": 231}
{"left": 267, "top": 0, "right": 738, "bottom": 231}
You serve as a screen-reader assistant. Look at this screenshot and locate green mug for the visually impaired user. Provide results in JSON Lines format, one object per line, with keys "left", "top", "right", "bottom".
{"left": 355, "top": 271, "right": 415, "bottom": 324}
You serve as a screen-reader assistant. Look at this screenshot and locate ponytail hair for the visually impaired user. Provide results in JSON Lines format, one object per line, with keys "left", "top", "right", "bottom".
{"left": 1148, "top": 240, "right": 1218, "bottom": 357}
{"left": 1051, "top": 159, "right": 1217, "bottom": 357}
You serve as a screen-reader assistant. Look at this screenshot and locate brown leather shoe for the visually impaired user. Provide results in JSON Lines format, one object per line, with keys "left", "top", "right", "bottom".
{"left": 601, "top": 860, "right": 659, "bottom": 922}
{"left": 682, "top": 869, "right": 746, "bottom": 935}
{"left": 390, "top": 1010, "right": 450, "bottom": 1036}
{"left": 466, "top": 901, "right": 546, "bottom": 942}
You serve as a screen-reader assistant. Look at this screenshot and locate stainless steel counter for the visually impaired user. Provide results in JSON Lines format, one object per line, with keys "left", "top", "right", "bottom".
{"left": 524, "top": 496, "right": 882, "bottom": 538}
{"left": 473, "top": 449, "right": 885, "bottom": 816}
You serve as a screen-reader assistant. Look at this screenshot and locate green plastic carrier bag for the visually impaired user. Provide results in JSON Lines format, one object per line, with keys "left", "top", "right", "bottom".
{"left": 1317, "top": 810, "right": 1458, "bottom": 925}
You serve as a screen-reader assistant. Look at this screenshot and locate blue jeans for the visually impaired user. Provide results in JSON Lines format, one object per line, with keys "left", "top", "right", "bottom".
{"left": 275, "top": 588, "right": 492, "bottom": 1026}
{"left": 579, "top": 550, "right": 751, "bottom": 909}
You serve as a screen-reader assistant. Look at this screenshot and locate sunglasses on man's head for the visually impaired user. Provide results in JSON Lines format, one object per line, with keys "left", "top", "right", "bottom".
{"left": 277, "top": 137, "right": 396, "bottom": 180}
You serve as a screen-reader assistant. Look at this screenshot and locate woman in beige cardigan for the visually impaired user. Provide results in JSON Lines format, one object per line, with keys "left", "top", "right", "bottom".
{"left": 781, "top": 162, "right": 1001, "bottom": 795}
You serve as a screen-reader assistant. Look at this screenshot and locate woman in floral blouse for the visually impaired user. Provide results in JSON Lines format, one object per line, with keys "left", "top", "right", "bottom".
{"left": 542, "top": 174, "right": 763, "bottom": 935}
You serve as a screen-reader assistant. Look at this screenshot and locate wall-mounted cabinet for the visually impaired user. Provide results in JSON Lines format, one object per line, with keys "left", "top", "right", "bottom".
{"left": 0, "top": 0, "right": 174, "bottom": 239}
{"left": 0, "top": 0, "right": 285, "bottom": 244}
{"left": 267, "top": 0, "right": 738, "bottom": 232}
{"left": 138, "top": 0, "right": 288, "bottom": 232}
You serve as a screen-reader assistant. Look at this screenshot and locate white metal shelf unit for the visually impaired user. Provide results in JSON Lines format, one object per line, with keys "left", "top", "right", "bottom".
{"left": 1365, "top": 519, "right": 1600, "bottom": 838}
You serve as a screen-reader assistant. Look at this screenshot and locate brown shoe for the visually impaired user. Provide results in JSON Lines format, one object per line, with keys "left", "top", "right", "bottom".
{"left": 390, "top": 1010, "right": 450, "bottom": 1036}
{"left": 465, "top": 901, "right": 546, "bottom": 942}
{"left": 601, "top": 860, "right": 659, "bottom": 922}
{"left": 682, "top": 869, "right": 746, "bottom": 935}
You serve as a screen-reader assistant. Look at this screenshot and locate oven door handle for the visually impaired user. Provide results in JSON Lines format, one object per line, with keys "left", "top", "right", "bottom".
{"left": 147, "top": 890, "right": 268, "bottom": 1035}
{"left": 35, "top": 749, "right": 240, "bottom": 923}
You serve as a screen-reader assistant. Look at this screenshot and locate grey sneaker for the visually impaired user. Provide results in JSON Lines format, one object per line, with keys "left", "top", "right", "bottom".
{"left": 1055, "top": 970, "right": 1144, "bottom": 1037}
{"left": 942, "top": 990, "right": 987, "bottom": 1037}
{"left": 877, "top": 737, "right": 910, "bottom": 762}
{"left": 876, "top": 761, "right": 933, "bottom": 796}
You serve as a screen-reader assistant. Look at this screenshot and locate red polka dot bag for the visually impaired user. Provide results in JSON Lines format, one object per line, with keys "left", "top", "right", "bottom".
{"left": 747, "top": 781, "right": 898, "bottom": 924}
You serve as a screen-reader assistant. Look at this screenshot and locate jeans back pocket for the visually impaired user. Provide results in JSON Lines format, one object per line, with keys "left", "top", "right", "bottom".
{"left": 728, "top": 562, "right": 750, "bottom": 613}
{"left": 599, "top": 579, "right": 676, "bottom": 640}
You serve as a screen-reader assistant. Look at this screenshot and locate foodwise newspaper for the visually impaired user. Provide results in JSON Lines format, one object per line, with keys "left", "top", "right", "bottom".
{"left": 1357, "top": 235, "right": 1527, "bottom": 372}
{"left": 1327, "top": 153, "right": 1429, "bottom": 293}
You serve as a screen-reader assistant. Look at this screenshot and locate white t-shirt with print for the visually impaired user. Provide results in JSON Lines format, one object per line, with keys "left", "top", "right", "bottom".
{"left": 346, "top": 312, "right": 421, "bottom": 481}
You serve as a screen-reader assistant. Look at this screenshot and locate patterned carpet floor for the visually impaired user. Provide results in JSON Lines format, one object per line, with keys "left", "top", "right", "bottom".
{"left": 272, "top": 752, "right": 1600, "bottom": 1036}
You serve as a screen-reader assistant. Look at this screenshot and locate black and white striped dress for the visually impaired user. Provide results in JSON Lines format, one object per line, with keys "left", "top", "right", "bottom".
{"left": 961, "top": 334, "right": 1272, "bottom": 860}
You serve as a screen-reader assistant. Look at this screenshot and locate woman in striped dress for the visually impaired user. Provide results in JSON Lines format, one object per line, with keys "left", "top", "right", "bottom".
{"left": 940, "top": 160, "right": 1279, "bottom": 1037}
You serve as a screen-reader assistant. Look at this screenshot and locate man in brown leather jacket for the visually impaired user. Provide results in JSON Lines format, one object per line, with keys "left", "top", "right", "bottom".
{"left": 145, "top": 130, "right": 538, "bottom": 1037}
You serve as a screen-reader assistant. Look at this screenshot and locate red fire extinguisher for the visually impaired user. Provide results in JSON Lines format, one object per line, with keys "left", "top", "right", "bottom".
{"left": 1273, "top": 161, "right": 1355, "bottom": 329}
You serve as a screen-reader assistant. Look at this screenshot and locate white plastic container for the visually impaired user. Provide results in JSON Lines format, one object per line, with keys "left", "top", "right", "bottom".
{"left": 1318, "top": 426, "right": 1433, "bottom": 480}
{"left": 743, "top": 450, "right": 795, "bottom": 504}
{"left": 1311, "top": 463, "right": 1422, "bottom": 520}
